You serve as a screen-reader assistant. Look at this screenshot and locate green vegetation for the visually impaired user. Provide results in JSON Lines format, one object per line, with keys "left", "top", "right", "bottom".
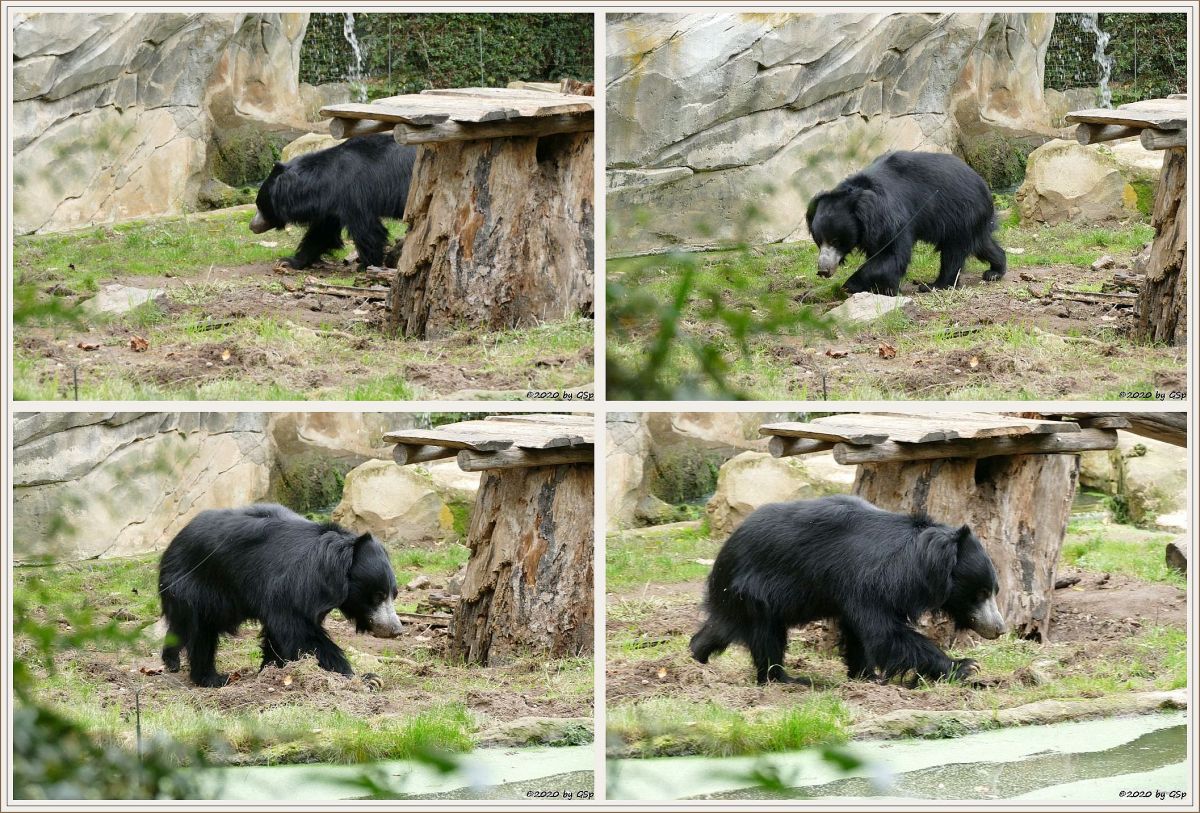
{"left": 607, "top": 217, "right": 1166, "bottom": 400}
{"left": 608, "top": 695, "right": 851, "bottom": 759}
{"left": 301, "top": 13, "right": 592, "bottom": 96}
{"left": 961, "top": 133, "right": 1036, "bottom": 190}
{"left": 13, "top": 210, "right": 592, "bottom": 401}
{"left": 1062, "top": 519, "right": 1184, "bottom": 586}
{"left": 607, "top": 509, "right": 1186, "bottom": 757}
{"left": 607, "top": 522, "right": 719, "bottom": 590}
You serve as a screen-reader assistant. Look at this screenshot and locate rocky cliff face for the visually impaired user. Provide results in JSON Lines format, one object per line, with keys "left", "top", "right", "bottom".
{"left": 12, "top": 412, "right": 273, "bottom": 560}
{"left": 606, "top": 12, "right": 1057, "bottom": 254}
{"left": 12, "top": 12, "right": 309, "bottom": 234}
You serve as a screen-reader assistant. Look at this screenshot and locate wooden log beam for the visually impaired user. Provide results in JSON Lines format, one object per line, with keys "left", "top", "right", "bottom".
{"left": 393, "top": 112, "right": 592, "bottom": 145}
{"left": 767, "top": 436, "right": 835, "bottom": 458}
{"left": 457, "top": 446, "right": 593, "bottom": 471}
{"left": 832, "top": 428, "right": 1118, "bottom": 465}
{"left": 393, "top": 443, "right": 457, "bottom": 466}
{"left": 1140, "top": 128, "right": 1188, "bottom": 150}
{"left": 1075, "top": 123, "right": 1142, "bottom": 145}
{"left": 329, "top": 117, "right": 395, "bottom": 140}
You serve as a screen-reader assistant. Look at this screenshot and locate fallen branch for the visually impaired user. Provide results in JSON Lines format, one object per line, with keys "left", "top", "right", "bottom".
{"left": 1029, "top": 326, "right": 1109, "bottom": 347}
{"left": 1050, "top": 289, "right": 1136, "bottom": 307}
{"left": 398, "top": 612, "right": 451, "bottom": 627}
{"left": 303, "top": 282, "right": 388, "bottom": 300}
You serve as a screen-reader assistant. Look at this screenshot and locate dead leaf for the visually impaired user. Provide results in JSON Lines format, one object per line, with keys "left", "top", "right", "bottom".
{"left": 824, "top": 349, "right": 849, "bottom": 359}
{"left": 282, "top": 675, "right": 293, "bottom": 687}
{"left": 877, "top": 342, "right": 897, "bottom": 359}
{"left": 656, "top": 667, "right": 668, "bottom": 680}
{"left": 138, "top": 666, "right": 164, "bottom": 676}
{"left": 129, "top": 335, "right": 149, "bottom": 352}
{"left": 76, "top": 341, "right": 100, "bottom": 351}
{"left": 220, "top": 349, "right": 232, "bottom": 362}
{"left": 968, "top": 355, "right": 979, "bottom": 369}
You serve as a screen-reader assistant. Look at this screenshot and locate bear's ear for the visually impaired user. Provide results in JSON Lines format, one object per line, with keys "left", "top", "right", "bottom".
{"left": 955, "top": 525, "right": 974, "bottom": 546}
{"left": 354, "top": 532, "right": 373, "bottom": 548}
{"left": 852, "top": 188, "right": 900, "bottom": 247}
{"left": 805, "top": 192, "right": 828, "bottom": 228}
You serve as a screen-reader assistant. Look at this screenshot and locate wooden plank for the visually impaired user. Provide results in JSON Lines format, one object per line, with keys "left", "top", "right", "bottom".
{"left": 384, "top": 419, "right": 590, "bottom": 451}
{"left": 1140, "top": 128, "right": 1187, "bottom": 150}
{"left": 1075, "top": 122, "right": 1143, "bottom": 145}
{"left": 762, "top": 413, "right": 1074, "bottom": 445}
{"left": 456, "top": 445, "right": 593, "bottom": 471}
{"left": 329, "top": 117, "right": 395, "bottom": 140}
{"left": 392, "top": 443, "right": 457, "bottom": 466}
{"left": 760, "top": 421, "right": 889, "bottom": 445}
{"left": 1066, "top": 102, "right": 1188, "bottom": 131}
{"left": 394, "top": 112, "right": 592, "bottom": 145}
{"left": 323, "top": 90, "right": 592, "bottom": 126}
{"left": 768, "top": 436, "right": 835, "bottom": 458}
{"left": 422, "top": 87, "right": 595, "bottom": 111}
{"left": 832, "top": 428, "right": 1118, "bottom": 464}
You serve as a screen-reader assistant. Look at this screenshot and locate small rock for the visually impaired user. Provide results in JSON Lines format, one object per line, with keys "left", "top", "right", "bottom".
{"left": 81, "top": 284, "right": 165, "bottom": 316}
{"left": 406, "top": 574, "right": 432, "bottom": 591}
{"left": 828, "top": 292, "right": 912, "bottom": 323}
{"left": 1091, "top": 254, "right": 1116, "bottom": 271}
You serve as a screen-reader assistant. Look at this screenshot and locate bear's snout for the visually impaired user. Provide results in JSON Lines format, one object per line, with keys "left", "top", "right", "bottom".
{"left": 970, "top": 595, "right": 1007, "bottom": 640}
{"left": 367, "top": 601, "right": 404, "bottom": 638}
{"left": 816, "top": 244, "right": 842, "bottom": 277}
{"left": 249, "top": 211, "right": 272, "bottom": 234}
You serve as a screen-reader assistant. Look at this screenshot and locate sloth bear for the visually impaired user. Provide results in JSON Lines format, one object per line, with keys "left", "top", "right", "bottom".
{"left": 690, "top": 495, "right": 1006, "bottom": 686}
{"left": 250, "top": 133, "right": 417, "bottom": 269}
{"left": 159, "top": 504, "right": 403, "bottom": 687}
{"left": 805, "top": 151, "right": 1007, "bottom": 296}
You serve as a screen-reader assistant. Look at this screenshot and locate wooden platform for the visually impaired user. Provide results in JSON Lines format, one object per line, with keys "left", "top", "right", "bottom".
{"left": 761, "top": 413, "right": 1117, "bottom": 464}
{"left": 322, "top": 87, "right": 594, "bottom": 142}
{"left": 386, "top": 414, "right": 594, "bottom": 471}
{"left": 1068, "top": 97, "right": 1188, "bottom": 150}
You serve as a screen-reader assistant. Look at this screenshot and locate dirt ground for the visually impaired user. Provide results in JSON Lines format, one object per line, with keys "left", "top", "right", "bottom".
{"left": 752, "top": 263, "right": 1187, "bottom": 399}
{"left": 605, "top": 565, "right": 1186, "bottom": 719}
{"left": 18, "top": 261, "right": 593, "bottom": 400}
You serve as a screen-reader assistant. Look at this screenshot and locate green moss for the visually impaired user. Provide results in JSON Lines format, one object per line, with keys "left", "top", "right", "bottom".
{"left": 1130, "top": 179, "right": 1156, "bottom": 217}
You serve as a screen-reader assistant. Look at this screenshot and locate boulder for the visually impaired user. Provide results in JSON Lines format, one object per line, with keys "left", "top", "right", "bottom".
{"left": 1015, "top": 139, "right": 1141, "bottom": 226}
{"left": 607, "top": 12, "right": 1056, "bottom": 254}
{"left": 1165, "top": 539, "right": 1187, "bottom": 576}
{"left": 1118, "top": 435, "right": 1187, "bottom": 530}
{"left": 420, "top": 458, "right": 481, "bottom": 504}
{"left": 706, "top": 450, "right": 854, "bottom": 537}
{"left": 280, "top": 132, "right": 340, "bottom": 163}
{"left": 606, "top": 413, "right": 652, "bottom": 528}
{"left": 12, "top": 412, "right": 272, "bottom": 560}
{"left": 332, "top": 459, "right": 450, "bottom": 544}
{"left": 12, "top": 12, "right": 310, "bottom": 234}
{"left": 1077, "top": 449, "right": 1118, "bottom": 493}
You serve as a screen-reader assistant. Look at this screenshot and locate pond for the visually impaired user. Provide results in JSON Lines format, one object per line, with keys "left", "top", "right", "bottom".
{"left": 204, "top": 744, "right": 593, "bottom": 801}
{"left": 608, "top": 713, "right": 1187, "bottom": 801}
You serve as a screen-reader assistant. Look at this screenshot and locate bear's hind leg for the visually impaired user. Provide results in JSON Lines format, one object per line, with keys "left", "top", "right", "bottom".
{"left": 287, "top": 217, "right": 344, "bottom": 269}
{"left": 161, "top": 615, "right": 185, "bottom": 672}
{"left": 347, "top": 217, "right": 388, "bottom": 269}
{"left": 920, "top": 245, "right": 970, "bottom": 291}
{"left": 976, "top": 234, "right": 1007, "bottom": 282}
{"left": 689, "top": 618, "right": 733, "bottom": 663}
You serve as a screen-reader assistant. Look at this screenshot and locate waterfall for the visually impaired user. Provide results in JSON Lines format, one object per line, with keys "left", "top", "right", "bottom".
{"left": 1078, "top": 12, "right": 1114, "bottom": 108}
{"left": 342, "top": 13, "right": 367, "bottom": 103}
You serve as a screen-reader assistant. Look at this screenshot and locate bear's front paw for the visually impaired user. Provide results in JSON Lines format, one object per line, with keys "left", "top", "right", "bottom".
{"left": 982, "top": 270, "right": 1005, "bottom": 282}
{"left": 195, "top": 672, "right": 230, "bottom": 688}
{"left": 949, "top": 658, "right": 979, "bottom": 681}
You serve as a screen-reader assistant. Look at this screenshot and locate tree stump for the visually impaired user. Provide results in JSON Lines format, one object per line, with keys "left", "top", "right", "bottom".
{"left": 449, "top": 462, "right": 594, "bottom": 665}
{"left": 1135, "top": 147, "right": 1187, "bottom": 345}
{"left": 388, "top": 132, "right": 594, "bottom": 338}
{"left": 854, "top": 454, "right": 1080, "bottom": 642}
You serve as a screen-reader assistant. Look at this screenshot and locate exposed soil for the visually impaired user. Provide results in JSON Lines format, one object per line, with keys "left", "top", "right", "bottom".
{"left": 19, "top": 261, "right": 593, "bottom": 400}
{"left": 605, "top": 566, "right": 1186, "bottom": 721}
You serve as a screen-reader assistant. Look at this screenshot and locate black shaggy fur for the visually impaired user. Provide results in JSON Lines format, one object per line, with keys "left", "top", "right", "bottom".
{"left": 252, "top": 134, "right": 416, "bottom": 269}
{"left": 806, "top": 151, "right": 1007, "bottom": 295}
{"left": 159, "top": 504, "right": 399, "bottom": 687}
{"left": 689, "top": 495, "right": 1004, "bottom": 685}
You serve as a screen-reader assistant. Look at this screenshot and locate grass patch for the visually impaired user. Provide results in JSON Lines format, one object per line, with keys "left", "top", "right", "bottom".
{"left": 1062, "top": 519, "right": 1183, "bottom": 586}
{"left": 608, "top": 695, "right": 850, "bottom": 758}
{"left": 607, "top": 523, "right": 719, "bottom": 590}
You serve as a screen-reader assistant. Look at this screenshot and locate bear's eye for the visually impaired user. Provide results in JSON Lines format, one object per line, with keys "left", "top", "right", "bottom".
{"left": 374, "top": 591, "right": 387, "bottom": 605}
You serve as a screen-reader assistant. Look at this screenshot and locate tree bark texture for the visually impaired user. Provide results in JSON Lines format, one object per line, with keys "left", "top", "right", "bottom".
{"left": 449, "top": 463, "right": 594, "bottom": 665}
{"left": 388, "top": 132, "right": 594, "bottom": 338}
{"left": 1134, "top": 147, "right": 1187, "bottom": 345}
{"left": 853, "top": 454, "right": 1080, "bottom": 642}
